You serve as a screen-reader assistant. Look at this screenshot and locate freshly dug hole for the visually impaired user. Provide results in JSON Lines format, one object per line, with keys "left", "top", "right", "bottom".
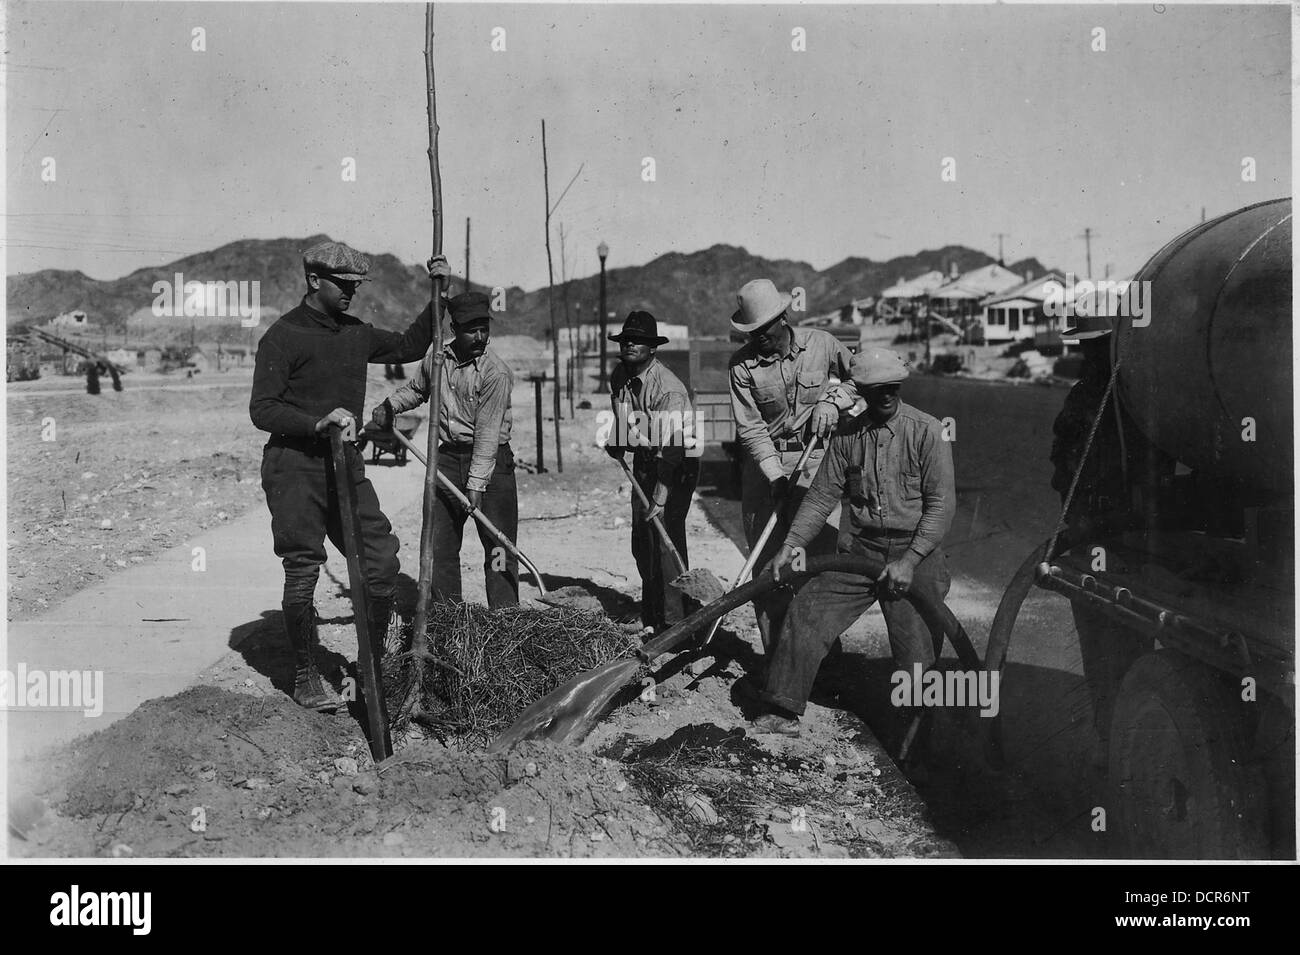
{"left": 386, "top": 600, "right": 638, "bottom": 748}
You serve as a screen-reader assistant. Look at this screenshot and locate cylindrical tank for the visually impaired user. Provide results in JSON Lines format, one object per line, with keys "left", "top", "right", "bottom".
{"left": 1114, "top": 198, "right": 1292, "bottom": 498}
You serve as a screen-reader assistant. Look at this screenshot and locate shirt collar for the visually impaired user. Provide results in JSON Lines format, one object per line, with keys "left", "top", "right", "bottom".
{"left": 443, "top": 342, "right": 483, "bottom": 369}
{"left": 300, "top": 297, "right": 344, "bottom": 330}
{"left": 751, "top": 326, "right": 805, "bottom": 366}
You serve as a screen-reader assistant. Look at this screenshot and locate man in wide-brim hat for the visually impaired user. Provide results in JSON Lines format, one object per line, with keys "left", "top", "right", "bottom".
{"left": 251, "top": 240, "right": 450, "bottom": 712}
{"left": 753, "top": 347, "right": 956, "bottom": 744}
{"left": 603, "top": 310, "right": 700, "bottom": 633}
{"left": 373, "top": 290, "right": 519, "bottom": 609}
{"left": 727, "top": 278, "right": 855, "bottom": 651}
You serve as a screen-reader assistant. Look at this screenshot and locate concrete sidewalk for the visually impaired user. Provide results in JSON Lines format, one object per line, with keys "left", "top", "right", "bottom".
{"left": 2, "top": 457, "right": 429, "bottom": 761}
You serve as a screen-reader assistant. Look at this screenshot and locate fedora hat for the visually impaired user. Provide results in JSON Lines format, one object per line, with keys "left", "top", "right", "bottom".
{"left": 731, "top": 279, "right": 793, "bottom": 334}
{"left": 609, "top": 310, "right": 669, "bottom": 346}
{"left": 1061, "top": 312, "right": 1114, "bottom": 341}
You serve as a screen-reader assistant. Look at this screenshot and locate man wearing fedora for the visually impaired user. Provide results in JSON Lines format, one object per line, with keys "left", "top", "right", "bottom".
{"left": 729, "top": 278, "right": 855, "bottom": 651}
{"left": 755, "top": 348, "right": 955, "bottom": 738}
{"left": 251, "top": 240, "right": 450, "bottom": 712}
{"left": 605, "top": 310, "right": 700, "bottom": 633}
{"left": 372, "top": 290, "right": 519, "bottom": 609}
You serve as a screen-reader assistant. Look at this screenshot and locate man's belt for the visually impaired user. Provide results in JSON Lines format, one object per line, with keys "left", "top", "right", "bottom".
{"left": 772, "top": 436, "right": 805, "bottom": 453}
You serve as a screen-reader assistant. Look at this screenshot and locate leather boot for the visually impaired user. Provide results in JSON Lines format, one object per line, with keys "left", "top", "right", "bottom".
{"left": 283, "top": 603, "right": 341, "bottom": 713}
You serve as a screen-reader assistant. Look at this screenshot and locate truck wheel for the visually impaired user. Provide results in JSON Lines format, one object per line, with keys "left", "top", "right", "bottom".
{"left": 1108, "top": 649, "right": 1268, "bottom": 859}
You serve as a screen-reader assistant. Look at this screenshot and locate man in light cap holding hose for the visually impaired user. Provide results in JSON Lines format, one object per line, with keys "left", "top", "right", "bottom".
{"left": 728, "top": 278, "right": 855, "bottom": 652}
{"left": 251, "top": 240, "right": 450, "bottom": 712}
{"left": 753, "top": 348, "right": 955, "bottom": 737}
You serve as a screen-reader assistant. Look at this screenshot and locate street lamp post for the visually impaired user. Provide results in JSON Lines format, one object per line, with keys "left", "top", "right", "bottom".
{"left": 596, "top": 240, "right": 609, "bottom": 393}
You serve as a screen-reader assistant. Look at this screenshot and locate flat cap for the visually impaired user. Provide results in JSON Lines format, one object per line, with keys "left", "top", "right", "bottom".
{"left": 447, "top": 291, "right": 493, "bottom": 323}
{"left": 851, "top": 348, "right": 909, "bottom": 388}
{"left": 302, "top": 241, "right": 370, "bottom": 282}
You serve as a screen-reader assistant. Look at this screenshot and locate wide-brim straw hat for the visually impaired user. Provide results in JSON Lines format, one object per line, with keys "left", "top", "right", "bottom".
{"left": 730, "top": 278, "right": 793, "bottom": 334}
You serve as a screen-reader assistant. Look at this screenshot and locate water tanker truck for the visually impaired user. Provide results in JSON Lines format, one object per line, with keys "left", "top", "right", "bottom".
{"left": 992, "top": 198, "right": 1294, "bottom": 859}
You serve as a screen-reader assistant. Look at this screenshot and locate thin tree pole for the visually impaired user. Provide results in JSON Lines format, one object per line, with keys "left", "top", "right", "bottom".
{"left": 541, "top": 120, "right": 563, "bottom": 471}
{"left": 412, "top": 2, "right": 448, "bottom": 654}
{"left": 465, "top": 216, "right": 471, "bottom": 292}
{"left": 559, "top": 222, "right": 575, "bottom": 417}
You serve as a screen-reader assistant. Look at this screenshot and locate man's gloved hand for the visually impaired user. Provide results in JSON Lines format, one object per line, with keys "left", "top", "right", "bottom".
{"left": 876, "top": 558, "right": 916, "bottom": 599}
{"left": 770, "top": 543, "right": 798, "bottom": 583}
{"left": 316, "top": 407, "right": 356, "bottom": 434}
{"left": 466, "top": 489, "right": 484, "bottom": 511}
{"left": 370, "top": 400, "right": 394, "bottom": 432}
{"left": 809, "top": 400, "right": 839, "bottom": 439}
{"left": 768, "top": 475, "right": 791, "bottom": 505}
{"left": 427, "top": 254, "right": 452, "bottom": 281}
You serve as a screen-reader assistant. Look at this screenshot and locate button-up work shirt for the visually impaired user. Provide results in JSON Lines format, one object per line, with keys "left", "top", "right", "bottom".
{"left": 386, "top": 344, "right": 513, "bottom": 493}
{"left": 729, "top": 325, "right": 853, "bottom": 482}
{"left": 785, "top": 401, "right": 955, "bottom": 563}
{"left": 608, "top": 358, "right": 694, "bottom": 484}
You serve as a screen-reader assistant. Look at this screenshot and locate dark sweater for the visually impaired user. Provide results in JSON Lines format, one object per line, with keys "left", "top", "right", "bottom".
{"left": 250, "top": 298, "right": 433, "bottom": 438}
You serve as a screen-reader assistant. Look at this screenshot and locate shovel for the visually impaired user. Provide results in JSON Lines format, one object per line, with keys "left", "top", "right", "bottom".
{"left": 614, "top": 456, "right": 727, "bottom": 604}
{"left": 699, "top": 435, "right": 823, "bottom": 647}
{"left": 390, "top": 427, "right": 548, "bottom": 598}
{"left": 488, "top": 552, "right": 980, "bottom": 753}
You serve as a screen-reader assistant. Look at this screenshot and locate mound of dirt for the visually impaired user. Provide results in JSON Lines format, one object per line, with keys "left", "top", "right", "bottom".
{"left": 13, "top": 686, "right": 686, "bottom": 858}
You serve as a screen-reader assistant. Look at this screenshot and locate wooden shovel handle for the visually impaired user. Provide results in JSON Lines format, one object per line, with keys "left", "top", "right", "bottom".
{"left": 616, "top": 456, "right": 688, "bottom": 578}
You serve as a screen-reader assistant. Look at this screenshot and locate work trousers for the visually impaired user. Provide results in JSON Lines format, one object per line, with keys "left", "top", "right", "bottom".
{"left": 629, "top": 453, "right": 700, "bottom": 631}
{"left": 740, "top": 447, "right": 828, "bottom": 651}
{"left": 761, "top": 536, "right": 951, "bottom": 716}
{"left": 431, "top": 443, "right": 519, "bottom": 609}
{"left": 261, "top": 439, "right": 400, "bottom": 612}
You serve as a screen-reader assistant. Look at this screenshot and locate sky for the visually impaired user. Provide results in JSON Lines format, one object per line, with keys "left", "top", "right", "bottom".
{"left": 3, "top": 1, "right": 1292, "bottom": 291}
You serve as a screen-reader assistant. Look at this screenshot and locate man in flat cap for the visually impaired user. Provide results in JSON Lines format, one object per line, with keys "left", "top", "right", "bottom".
{"left": 372, "top": 291, "right": 518, "bottom": 608}
{"left": 251, "top": 240, "right": 450, "bottom": 712}
{"left": 604, "top": 310, "right": 699, "bottom": 633}
{"left": 753, "top": 348, "right": 955, "bottom": 737}
{"left": 729, "top": 278, "right": 855, "bottom": 651}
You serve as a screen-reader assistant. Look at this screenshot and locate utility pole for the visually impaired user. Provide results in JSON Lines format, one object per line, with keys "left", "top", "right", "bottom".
{"left": 597, "top": 241, "right": 609, "bottom": 393}
{"left": 1078, "top": 227, "right": 1095, "bottom": 279}
{"left": 465, "top": 216, "right": 471, "bottom": 292}
{"left": 993, "top": 232, "right": 1008, "bottom": 265}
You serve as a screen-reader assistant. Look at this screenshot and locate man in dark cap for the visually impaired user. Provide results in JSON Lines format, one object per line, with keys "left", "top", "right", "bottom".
{"left": 251, "top": 240, "right": 450, "bottom": 712}
{"left": 754, "top": 348, "right": 955, "bottom": 737}
{"left": 372, "top": 291, "right": 518, "bottom": 608}
{"left": 728, "top": 278, "right": 855, "bottom": 651}
{"left": 604, "top": 311, "right": 699, "bottom": 633}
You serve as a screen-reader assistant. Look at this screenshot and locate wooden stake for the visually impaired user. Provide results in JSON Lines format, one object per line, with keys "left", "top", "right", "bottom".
{"left": 412, "top": 2, "right": 448, "bottom": 654}
{"left": 541, "top": 119, "right": 563, "bottom": 472}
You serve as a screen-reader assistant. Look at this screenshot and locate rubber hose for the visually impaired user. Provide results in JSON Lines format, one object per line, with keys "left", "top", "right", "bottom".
{"left": 639, "top": 553, "right": 979, "bottom": 668}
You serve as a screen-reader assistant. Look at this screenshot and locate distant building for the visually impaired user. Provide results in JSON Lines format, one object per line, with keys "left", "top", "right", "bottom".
{"left": 927, "top": 264, "right": 1023, "bottom": 325}
{"left": 184, "top": 347, "right": 211, "bottom": 373}
{"left": 48, "top": 310, "right": 91, "bottom": 330}
{"left": 138, "top": 347, "right": 163, "bottom": 371}
{"left": 977, "top": 270, "right": 1065, "bottom": 344}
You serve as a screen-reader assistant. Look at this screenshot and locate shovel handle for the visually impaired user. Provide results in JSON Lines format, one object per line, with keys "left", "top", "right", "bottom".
{"left": 616, "top": 456, "right": 689, "bottom": 578}
{"left": 327, "top": 428, "right": 393, "bottom": 762}
{"left": 390, "top": 427, "right": 549, "bottom": 597}
{"left": 701, "top": 435, "right": 822, "bottom": 647}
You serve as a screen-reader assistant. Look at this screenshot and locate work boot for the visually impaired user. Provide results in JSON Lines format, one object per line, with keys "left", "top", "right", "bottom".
{"left": 283, "top": 603, "right": 341, "bottom": 713}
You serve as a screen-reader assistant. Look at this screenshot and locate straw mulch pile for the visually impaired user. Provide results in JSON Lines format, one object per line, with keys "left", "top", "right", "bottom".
{"left": 385, "top": 601, "right": 638, "bottom": 749}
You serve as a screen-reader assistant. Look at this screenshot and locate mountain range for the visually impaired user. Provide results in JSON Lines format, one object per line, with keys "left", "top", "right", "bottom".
{"left": 7, "top": 236, "right": 1048, "bottom": 343}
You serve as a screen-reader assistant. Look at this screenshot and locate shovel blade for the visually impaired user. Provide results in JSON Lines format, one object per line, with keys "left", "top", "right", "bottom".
{"left": 671, "top": 568, "right": 727, "bottom": 604}
{"left": 488, "top": 657, "right": 643, "bottom": 753}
